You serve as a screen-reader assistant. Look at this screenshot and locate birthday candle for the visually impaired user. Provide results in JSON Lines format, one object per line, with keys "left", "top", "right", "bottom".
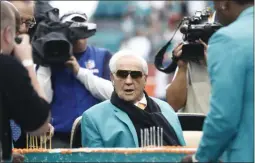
{"left": 40, "top": 136, "right": 42, "bottom": 149}
{"left": 140, "top": 129, "right": 143, "bottom": 147}
{"left": 153, "top": 126, "right": 156, "bottom": 146}
{"left": 26, "top": 134, "right": 28, "bottom": 149}
{"left": 160, "top": 127, "right": 163, "bottom": 147}
{"left": 157, "top": 127, "right": 160, "bottom": 146}
{"left": 36, "top": 136, "right": 38, "bottom": 149}
{"left": 29, "top": 135, "right": 32, "bottom": 148}
{"left": 150, "top": 127, "right": 153, "bottom": 146}
{"left": 44, "top": 134, "right": 47, "bottom": 149}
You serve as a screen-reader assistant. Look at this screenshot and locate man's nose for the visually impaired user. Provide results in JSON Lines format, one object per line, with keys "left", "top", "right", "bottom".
{"left": 125, "top": 74, "right": 133, "bottom": 84}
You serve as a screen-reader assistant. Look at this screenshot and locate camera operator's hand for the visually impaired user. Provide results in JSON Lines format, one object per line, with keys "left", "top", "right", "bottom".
{"left": 65, "top": 56, "right": 80, "bottom": 75}
{"left": 197, "top": 39, "right": 208, "bottom": 66}
{"left": 13, "top": 34, "right": 32, "bottom": 62}
{"left": 173, "top": 43, "right": 187, "bottom": 69}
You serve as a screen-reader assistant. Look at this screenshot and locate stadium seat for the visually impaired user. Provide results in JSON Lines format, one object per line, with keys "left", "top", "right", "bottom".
{"left": 70, "top": 116, "right": 82, "bottom": 148}
{"left": 177, "top": 113, "right": 206, "bottom": 147}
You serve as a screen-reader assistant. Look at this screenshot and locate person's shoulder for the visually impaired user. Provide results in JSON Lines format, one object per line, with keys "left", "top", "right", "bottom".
{"left": 0, "top": 55, "right": 19, "bottom": 64}
{"left": 210, "top": 16, "right": 253, "bottom": 45}
{"left": 151, "top": 97, "right": 167, "bottom": 105}
{"left": 82, "top": 100, "right": 115, "bottom": 124}
{"left": 88, "top": 45, "right": 112, "bottom": 56}
{"left": 0, "top": 55, "right": 24, "bottom": 72}
{"left": 83, "top": 100, "right": 113, "bottom": 115}
{"left": 151, "top": 97, "right": 176, "bottom": 113}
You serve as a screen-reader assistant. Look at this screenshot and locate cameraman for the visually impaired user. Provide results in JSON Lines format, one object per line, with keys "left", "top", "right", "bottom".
{"left": 0, "top": 1, "right": 51, "bottom": 161}
{"left": 7, "top": 1, "right": 54, "bottom": 151}
{"left": 166, "top": 40, "right": 209, "bottom": 114}
{"left": 37, "top": 11, "right": 113, "bottom": 148}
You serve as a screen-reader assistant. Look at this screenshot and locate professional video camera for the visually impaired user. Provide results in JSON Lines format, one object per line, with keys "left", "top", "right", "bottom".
{"left": 154, "top": 8, "right": 223, "bottom": 74}
{"left": 29, "top": 1, "right": 97, "bottom": 66}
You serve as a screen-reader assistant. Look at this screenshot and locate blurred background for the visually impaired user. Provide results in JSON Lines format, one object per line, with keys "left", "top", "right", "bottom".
{"left": 50, "top": 1, "right": 213, "bottom": 100}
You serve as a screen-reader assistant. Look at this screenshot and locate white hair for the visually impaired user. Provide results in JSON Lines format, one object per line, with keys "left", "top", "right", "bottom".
{"left": 109, "top": 49, "right": 149, "bottom": 75}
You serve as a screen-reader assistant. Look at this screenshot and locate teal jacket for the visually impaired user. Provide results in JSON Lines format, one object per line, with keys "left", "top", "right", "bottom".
{"left": 81, "top": 98, "right": 186, "bottom": 147}
{"left": 196, "top": 6, "right": 254, "bottom": 162}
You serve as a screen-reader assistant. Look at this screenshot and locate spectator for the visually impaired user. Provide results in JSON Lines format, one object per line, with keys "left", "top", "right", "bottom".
{"left": 0, "top": 1, "right": 51, "bottom": 161}
{"left": 181, "top": 0, "right": 254, "bottom": 162}
{"left": 37, "top": 11, "right": 114, "bottom": 148}
{"left": 120, "top": 28, "right": 151, "bottom": 61}
{"left": 81, "top": 50, "right": 185, "bottom": 148}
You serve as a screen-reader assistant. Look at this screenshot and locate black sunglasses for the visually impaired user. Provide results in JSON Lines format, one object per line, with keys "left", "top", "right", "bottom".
{"left": 115, "top": 70, "right": 144, "bottom": 79}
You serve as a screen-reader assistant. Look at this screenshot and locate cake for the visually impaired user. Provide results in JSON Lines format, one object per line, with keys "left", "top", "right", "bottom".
{"left": 13, "top": 147, "right": 196, "bottom": 162}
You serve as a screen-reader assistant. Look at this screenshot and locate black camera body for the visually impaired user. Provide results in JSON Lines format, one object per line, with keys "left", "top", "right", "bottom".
{"left": 154, "top": 8, "right": 222, "bottom": 74}
{"left": 31, "top": 2, "right": 96, "bottom": 66}
{"left": 179, "top": 9, "right": 222, "bottom": 61}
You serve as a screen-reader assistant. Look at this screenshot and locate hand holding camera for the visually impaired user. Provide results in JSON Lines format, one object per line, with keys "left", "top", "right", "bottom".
{"left": 172, "top": 43, "right": 187, "bottom": 69}
{"left": 154, "top": 8, "right": 222, "bottom": 74}
{"left": 13, "top": 34, "right": 33, "bottom": 62}
{"left": 65, "top": 56, "right": 80, "bottom": 75}
{"left": 173, "top": 39, "right": 208, "bottom": 68}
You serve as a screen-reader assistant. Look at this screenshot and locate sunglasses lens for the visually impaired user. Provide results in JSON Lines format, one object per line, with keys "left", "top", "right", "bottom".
{"left": 130, "top": 71, "right": 143, "bottom": 79}
{"left": 116, "top": 70, "right": 129, "bottom": 78}
{"left": 116, "top": 70, "right": 143, "bottom": 79}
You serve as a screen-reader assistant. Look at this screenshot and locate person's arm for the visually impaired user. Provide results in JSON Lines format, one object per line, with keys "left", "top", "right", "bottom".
{"left": 1, "top": 56, "right": 50, "bottom": 135}
{"left": 166, "top": 66, "right": 188, "bottom": 111}
{"left": 81, "top": 112, "right": 104, "bottom": 147}
{"left": 166, "top": 44, "right": 188, "bottom": 111}
{"left": 66, "top": 53, "right": 114, "bottom": 101}
{"left": 36, "top": 66, "right": 53, "bottom": 103}
{"left": 77, "top": 51, "right": 113, "bottom": 100}
{"left": 76, "top": 68, "right": 114, "bottom": 100}
{"left": 195, "top": 33, "right": 245, "bottom": 162}
{"left": 25, "top": 65, "right": 47, "bottom": 100}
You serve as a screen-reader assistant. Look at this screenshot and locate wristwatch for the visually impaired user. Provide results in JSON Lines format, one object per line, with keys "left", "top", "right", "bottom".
{"left": 22, "top": 59, "right": 34, "bottom": 67}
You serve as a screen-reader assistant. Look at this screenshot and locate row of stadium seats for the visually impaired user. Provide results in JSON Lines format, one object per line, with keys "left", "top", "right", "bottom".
{"left": 88, "top": 29, "right": 124, "bottom": 53}
{"left": 94, "top": 1, "right": 130, "bottom": 18}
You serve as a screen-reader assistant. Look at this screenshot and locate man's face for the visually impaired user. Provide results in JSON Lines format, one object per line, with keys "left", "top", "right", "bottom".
{"left": 111, "top": 56, "right": 147, "bottom": 103}
{"left": 213, "top": 1, "right": 233, "bottom": 26}
{"left": 73, "top": 39, "right": 87, "bottom": 53}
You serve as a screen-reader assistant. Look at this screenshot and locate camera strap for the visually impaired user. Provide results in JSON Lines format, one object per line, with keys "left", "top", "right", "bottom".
{"left": 154, "top": 19, "right": 184, "bottom": 74}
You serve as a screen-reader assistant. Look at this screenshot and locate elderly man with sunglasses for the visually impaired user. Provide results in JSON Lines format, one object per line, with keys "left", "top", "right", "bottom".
{"left": 81, "top": 49, "right": 185, "bottom": 148}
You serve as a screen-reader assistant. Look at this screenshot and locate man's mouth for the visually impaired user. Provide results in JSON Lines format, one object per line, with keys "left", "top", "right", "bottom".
{"left": 124, "top": 89, "right": 134, "bottom": 94}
